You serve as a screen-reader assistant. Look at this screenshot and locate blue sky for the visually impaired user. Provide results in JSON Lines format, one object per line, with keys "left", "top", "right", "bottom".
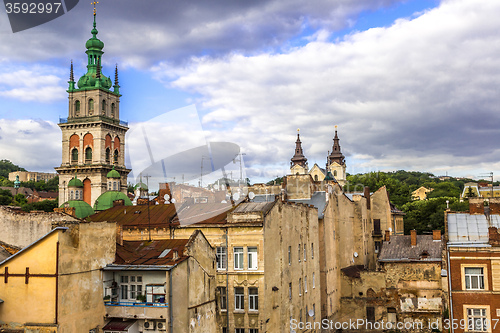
{"left": 1, "top": 0, "right": 500, "bottom": 186}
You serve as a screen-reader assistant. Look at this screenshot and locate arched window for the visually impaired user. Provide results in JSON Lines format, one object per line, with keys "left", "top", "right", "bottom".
{"left": 111, "top": 103, "right": 115, "bottom": 117}
{"left": 114, "top": 149, "right": 118, "bottom": 163}
{"left": 75, "top": 100, "right": 80, "bottom": 115}
{"left": 75, "top": 190, "right": 79, "bottom": 200}
{"left": 85, "top": 147, "right": 92, "bottom": 162}
{"left": 334, "top": 170, "right": 337, "bottom": 177}
{"left": 71, "top": 148, "right": 78, "bottom": 162}
{"left": 102, "top": 99, "right": 106, "bottom": 115}
{"left": 113, "top": 181, "right": 117, "bottom": 191}
{"left": 88, "top": 99, "right": 94, "bottom": 114}
{"left": 108, "top": 182, "right": 112, "bottom": 190}
{"left": 70, "top": 190, "right": 74, "bottom": 200}
{"left": 314, "top": 175, "right": 318, "bottom": 181}
{"left": 106, "top": 148, "right": 110, "bottom": 163}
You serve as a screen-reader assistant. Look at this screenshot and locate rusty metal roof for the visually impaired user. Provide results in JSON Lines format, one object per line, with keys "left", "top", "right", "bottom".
{"left": 174, "top": 202, "right": 233, "bottom": 226}
{"left": 102, "top": 319, "right": 137, "bottom": 331}
{"left": 447, "top": 213, "right": 500, "bottom": 245}
{"left": 115, "top": 239, "right": 189, "bottom": 266}
{"left": 87, "top": 204, "right": 177, "bottom": 227}
{"left": 378, "top": 235, "right": 443, "bottom": 262}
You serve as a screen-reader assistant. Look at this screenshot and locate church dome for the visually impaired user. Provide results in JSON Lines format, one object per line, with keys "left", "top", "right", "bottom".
{"left": 134, "top": 182, "right": 148, "bottom": 190}
{"left": 85, "top": 28, "right": 104, "bottom": 50}
{"left": 68, "top": 177, "right": 84, "bottom": 188}
{"left": 107, "top": 166, "right": 121, "bottom": 179}
{"left": 60, "top": 200, "right": 95, "bottom": 219}
{"left": 93, "top": 191, "right": 133, "bottom": 211}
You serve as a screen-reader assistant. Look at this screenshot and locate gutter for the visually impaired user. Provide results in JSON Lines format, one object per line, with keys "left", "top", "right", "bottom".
{"left": 169, "top": 268, "right": 173, "bottom": 333}
{"left": 447, "top": 247, "right": 454, "bottom": 333}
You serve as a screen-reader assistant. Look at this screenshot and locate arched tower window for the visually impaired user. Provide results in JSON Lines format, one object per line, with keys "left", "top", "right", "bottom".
{"left": 114, "top": 149, "right": 119, "bottom": 164}
{"left": 106, "top": 148, "right": 110, "bottom": 163}
{"left": 85, "top": 147, "right": 92, "bottom": 162}
{"left": 71, "top": 148, "right": 78, "bottom": 163}
{"left": 75, "top": 189, "right": 79, "bottom": 200}
{"left": 111, "top": 103, "right": 115, "bottom": 117}
{"left": 113, "top": 181, "right": 117, "bottom": 191}
{"left": 88, "top": 99, "right": 94, "bottom": 115}
{"left": 334, "top": 170, "right": 337, "bottom": 177}
{"left": 70, "top": 190, "right": 74, "bottom": 200}
{"left": 102, "top": 99, "right": 106, "bottom": 115}
{"left": 314, "top": 175, "right": 318, "bottom": 181}
{"left": 108, "top": 182, "right": 112, "bottom": 191}
{"left": 75, "top": 100, "right": 80, "bottom": 116}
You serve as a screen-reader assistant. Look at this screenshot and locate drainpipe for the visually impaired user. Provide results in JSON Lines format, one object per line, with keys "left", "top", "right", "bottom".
{"left": 169, "top": 269, "right": 173, "bottom": 333}
{"left": 225, "top": 227, "right": 229, "bottom": 332}
{"left": 447, "top": 248, "right": 454, "bottom": 333}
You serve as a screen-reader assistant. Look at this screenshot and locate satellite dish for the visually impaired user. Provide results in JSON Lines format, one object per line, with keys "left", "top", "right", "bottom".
{"left": 171, "top": 198, "right": 176, "bottom": 203}
{"left": 233, "top": 193, "right": 240, "bottom": 201}
{"left": 248, "top": 192, "right": 255, "bottom": 200}
{"left": 388, "top": 227, "right": 392, "bottom": 232}
{"left": 308, "top": 309, "right": 314, "bottom": 317}
{"left": 353, "top": 252, "right": 359, "bottom": 258}
{"left": 164, "top": 194, "right": 170, "bottom": 201}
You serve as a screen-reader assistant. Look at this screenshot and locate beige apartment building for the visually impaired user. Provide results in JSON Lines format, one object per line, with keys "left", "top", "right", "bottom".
{"left": 8, "top": 171, "right": 57, "bottom": 182}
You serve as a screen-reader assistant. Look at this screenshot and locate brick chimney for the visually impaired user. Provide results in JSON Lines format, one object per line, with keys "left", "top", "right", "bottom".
{"left": 433, "top": 230, "right": 441, "bottom": 241}
{"left": 490, "top": 198, "right": 500, "bottom": 215}
{"left": 469, "top": 198, "right": 484, "bottom": 214}
{"left": 385, "top": 230, "right": 390, "bottom": 242}
{"left": 116, "top": 224, "right": 123, "bottom": 246}
{"left": 364, "top": 186, "right": 371, "bottom": 210}
{"left": 411, "top": 229, "right": 417, "bottom": 247}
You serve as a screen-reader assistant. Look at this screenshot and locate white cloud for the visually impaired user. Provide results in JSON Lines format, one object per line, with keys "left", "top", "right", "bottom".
{"left": 0, "top": 119, "right": 61, "bottom": 171}
{"left": 153, "top": 0, "right": 500, "bottom": 181}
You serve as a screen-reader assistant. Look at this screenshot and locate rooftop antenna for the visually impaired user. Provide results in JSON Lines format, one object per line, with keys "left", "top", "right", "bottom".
{"left": 479, "top": 172, "right": 494, "bottom": 198}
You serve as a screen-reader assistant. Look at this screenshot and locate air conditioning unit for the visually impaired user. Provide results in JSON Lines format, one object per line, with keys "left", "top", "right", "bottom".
{"left": 144, "top": 320, "right": 156, "bottom": 330}
{"left": 157, "top": 321, "right": 167, "bottom": 331}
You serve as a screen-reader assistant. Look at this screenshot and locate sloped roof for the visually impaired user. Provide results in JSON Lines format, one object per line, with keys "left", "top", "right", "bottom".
{"left": 232, "top": 201, "right": 276, "bottom": 215}
{"left": 87, "top": 204, "right": 177, "bottom": 227}
{"left": 114, "top": 239, "right": 189, "bottom": 266}
{"left": 173, "top": 202, "right": 232, "bottom": 226}
{"left": 378, "top": 235, "right": 443, "bottom": 262}
{"left": 289, "top": 191, "right": 326, "bottom": 218}
{"left": 102, "top": 319, "right": 137, "bottom": 331}
{"left": 447, "top": 213, "right": 500, "bottom": 245}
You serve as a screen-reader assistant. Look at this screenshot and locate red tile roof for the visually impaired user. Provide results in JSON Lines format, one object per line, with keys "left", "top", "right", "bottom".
{"left": 115, "top": 239, "right": 189, "bottom": 266}
{"left": 87, "top": 204, "right": 177, "bottom": 227}
{"left": 173, "top": 202, "right": 233, "bottom": 226}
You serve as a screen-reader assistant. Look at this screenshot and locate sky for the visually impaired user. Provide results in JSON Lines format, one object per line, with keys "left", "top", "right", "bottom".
{"left": 1, "top": 0, "right": 500, "bottom": 187}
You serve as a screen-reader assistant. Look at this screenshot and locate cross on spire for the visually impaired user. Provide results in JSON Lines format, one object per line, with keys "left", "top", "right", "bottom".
{"left": 92, "top": 1, "right": 99, "bottom": 16}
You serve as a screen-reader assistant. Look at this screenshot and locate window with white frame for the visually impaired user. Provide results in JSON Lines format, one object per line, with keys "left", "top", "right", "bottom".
{"left": 235, "top": 287, "right": 244, "bottom": 310}
{"left": 216, "top": 246, "right": 227, "bottom": 270}
{"left": 248, "top": 247, "right": 258, "bottom": 270}
{"left": 234, "top": 247, "right": 244, "bottom": 270}
{"left": 465, "top": 267, "right": 485, "bottom": 290}
{"left": 467, "top": 308, "right": 488, "bottom": 332}
{"left": 217, "top": 286, "right": 227, "bottom": 311}
{"left": 249, "top": 287, "right": 258, "bottom": 311}
{"left": 119, "top": 275, "right": 143, "bottom": 300}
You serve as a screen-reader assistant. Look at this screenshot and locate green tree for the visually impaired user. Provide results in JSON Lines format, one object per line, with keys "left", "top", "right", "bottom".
{"left": 21, "top": 199, "right": 59, "bottom": 213}
{"left": 0, "top": 189, "right": 13, "bottom": 205}
{"left": 0, "top": 159, "right": 26, "bottom": 178}
{"left": 13, "top": 193, "right": 27, "bottom": 205}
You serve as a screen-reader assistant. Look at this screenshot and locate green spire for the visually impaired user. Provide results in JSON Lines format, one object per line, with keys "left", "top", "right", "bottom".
{"left": 68, "top": 60, "right": 75, "bottom": 92}
{"left": 76, "top": 6, "right": 112, "bottom": 91}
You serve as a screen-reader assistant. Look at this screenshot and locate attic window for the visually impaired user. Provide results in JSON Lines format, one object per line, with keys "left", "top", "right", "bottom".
{"left": 159, "top": 249, "right": 171, "bottom": 258}
{"left": 134, "top": 210, "right": 141, "bottom": 214}
{"left": 420, "top": 250, "right": 429, "bottom": 259}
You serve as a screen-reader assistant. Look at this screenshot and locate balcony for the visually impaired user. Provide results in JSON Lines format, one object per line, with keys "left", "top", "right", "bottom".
{"left": 106, "top": 301, "right": 168, "bottom": 308}
{"left": 105, "top": 300, "right": 168, "bottom": 319}
{"left": 59, "top": 116, "right": 128, "bottom": 127}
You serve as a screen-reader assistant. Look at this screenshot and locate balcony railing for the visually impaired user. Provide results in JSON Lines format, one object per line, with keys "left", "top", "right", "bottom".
{"left": 58, "top": 116, "right": 128, "bottom": 127}
{"left": 105, "top": 301, "right": 168, "bottom": 308}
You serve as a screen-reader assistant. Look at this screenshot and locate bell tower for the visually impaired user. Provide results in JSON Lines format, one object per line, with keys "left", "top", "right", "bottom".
{"left": 290, "top": 129, "right": 308, "bottom": 175}
{"left": 326, "top": 126, "right": 346, "bottom": 186}
{"left": 56, "top": 5, "right": 130, "bottom": 208}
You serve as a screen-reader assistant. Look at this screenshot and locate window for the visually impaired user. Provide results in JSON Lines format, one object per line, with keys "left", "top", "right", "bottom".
{"left": 249, "top": 329, "right": 259, "bottom": 333}
{"left": 248, "top": 247, "right": 258, "bottom": 270}
{"left": 465, "top": 267, "right": 485, "bottom": 290}
{"left": 288, "top": 246, "right": 291, "bottom": 265}
{"left": 304, "top": 244, "right": 307, "bottom": 261}
{"left": 85, "top": 147, "right": 92, "bottom": 162}
{"left": 313, "top": 273, "right": 315, "bottom": 288}
{"left": 235, "top": 329, "right": 245, "bottom": 333}
{"left": 305, "top": 276, "right": 307, "bottom": 293}
{"left": 108, "top": 182, "right": 112, "bottom": 191}
{"left": 298, "top": 244, "right": 301, "bottom": 262}
{"left": 216, "top": 247, "right": 227, "bottom": 270}
{"left": 234, "top": 247, "right": 244, "bottom": 270}
{"left": 111, "top": 103, "right": 115, "bottom": 117}
{"left": 217, "top": 287, "right": 227, "bottom": 310}
{"left": 70, "top": 190, "right": 74, "bottom": 200}
{"left": 311, "top": 243, "right": 314, "bottom": 259}
{"left": 235, "top": 287, "right": 244, "bottom": 310}
{"left": 306, "top": 305, "right": 308, "bottom": 322}
{"left": 299, "top": 278, "right": 302, "bottom": 295}
{"left": 249, "top": 287, "right": 258, "bottom": 311}
{"left": 113, "top": 181, "right": 117, "bottom": 191}
{"left": 373, "top": 219, "right": 381, "bottom": 235}
{"left": 375, "top": 241, "right": 381, "bottom": 254}
{"left": 75, "top": 190, "right": 79, "bottom": 200}
{"left": 313, "top": 304, "right": 316, "bottom": 320}
{"left": 88, "top": 99, "right": 94, "bottom": 114}
{"left": 289, "top": 283, "right": 292, "bottom": 300}
{"left": 120, "top": 275, "right": 142, "bottom": 300}
{"left": 467, "top": 308, "right": 488, "bottom": 332}
{"left": 314, "top": 175, "right": 318, "bottom": 181}
{"left": 72, "top": 148, "right": 78, "bottom": 162}
{"left": 75, "top": 100, "right": 80, "bottom": 115}
{"left": 105, "top": 148, "right": 110, "bottom": 163}
{"left": 366, "top": 306, "right": 375, "bottom": 323}
{"left": 113, "top": 150, "right": 119, "bottom": 163}
{"left": 102, "top": 99, "right": 106, "bottom": 114}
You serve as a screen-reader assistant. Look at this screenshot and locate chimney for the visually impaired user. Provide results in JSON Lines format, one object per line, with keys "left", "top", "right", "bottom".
{"left": 433, "top": 230, "right": 441, "bottom": 241}
{"left": 490, "top": 198, "right": 500, "bottom": 214}
{"left": 469, "top": 198, "right": 484, "bottom": 214}
{"left": 364, "top": 186, "right": 371, "bottom": 210}
{"left": 116, "top": 224, "right": 123, "bottom": 246}
{"left": 411, "top": 229, "right": 417, "bottom": 247}
{"left": 385, "top": 230, "right": 390, "bottom": 242}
